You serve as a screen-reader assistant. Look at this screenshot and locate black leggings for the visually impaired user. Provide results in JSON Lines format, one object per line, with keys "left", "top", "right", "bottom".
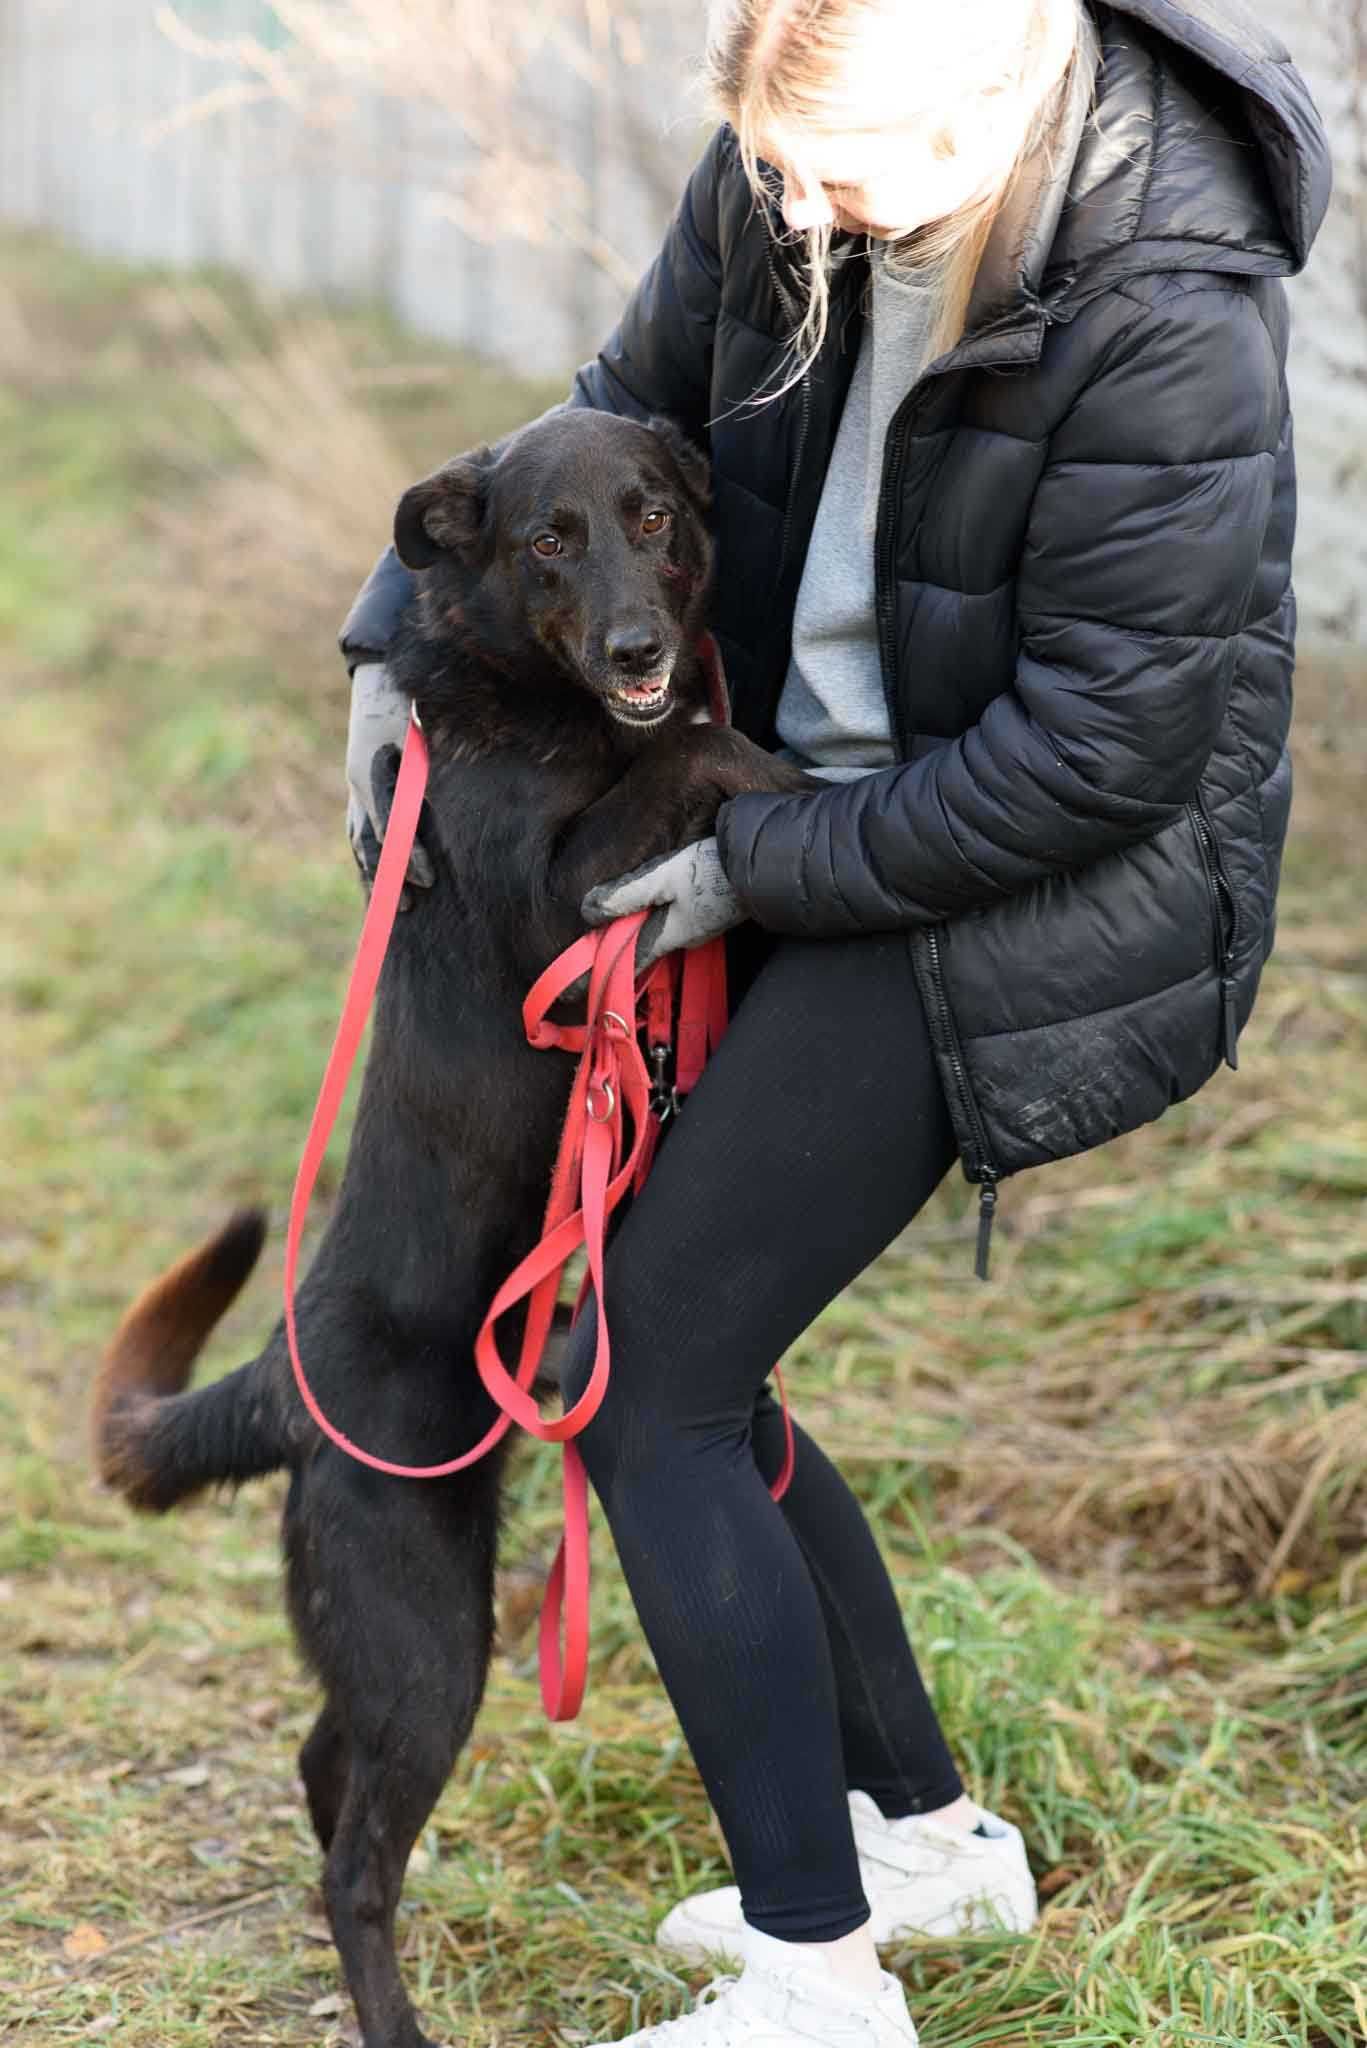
{"left": 559, "top": 923, "right": 963, "bottom": 1943}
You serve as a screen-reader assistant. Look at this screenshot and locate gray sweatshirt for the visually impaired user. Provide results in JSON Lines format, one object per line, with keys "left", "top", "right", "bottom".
{"left": 772, "top": 241, "right": 945, "bottom": 783}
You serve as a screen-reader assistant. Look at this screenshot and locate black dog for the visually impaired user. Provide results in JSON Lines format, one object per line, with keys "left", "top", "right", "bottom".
{"left": 92, "top": 408, "right": 811, "bottom": 2048}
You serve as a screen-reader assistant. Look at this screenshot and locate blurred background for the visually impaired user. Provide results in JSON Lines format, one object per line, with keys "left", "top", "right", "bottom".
{"left": 1, "top": 4, "right": 1364, "bottom": 2045}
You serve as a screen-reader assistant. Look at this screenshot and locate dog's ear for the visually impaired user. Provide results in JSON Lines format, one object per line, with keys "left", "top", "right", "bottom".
{"left": 646, "top": 415, "right": 712, "bottom": 517}
{"left": 393, "top": 445, "right": 496, "bottom": 570}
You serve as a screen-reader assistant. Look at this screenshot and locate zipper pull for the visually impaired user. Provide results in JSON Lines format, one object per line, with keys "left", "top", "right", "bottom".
{"left": 1221, "top": 975, "right": 1239, "bottom": 1071}
{"left": 648, "top": 1042, "right": 676, "bottom": 1123}
{"left": 974, "top": 1177, "right": 998, "bottom": 1283}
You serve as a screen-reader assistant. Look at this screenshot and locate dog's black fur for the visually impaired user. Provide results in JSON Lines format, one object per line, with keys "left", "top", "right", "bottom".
{"left": 92, "top": 409, "right": 812, "bottom": 2048}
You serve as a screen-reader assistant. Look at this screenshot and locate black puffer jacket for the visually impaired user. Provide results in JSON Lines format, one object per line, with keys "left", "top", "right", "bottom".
{"left": 342, "top": 0, "right": 1330, "bottom": 1252}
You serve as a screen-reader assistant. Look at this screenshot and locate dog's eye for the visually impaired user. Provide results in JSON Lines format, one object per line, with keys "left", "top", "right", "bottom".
{"left": 531, "top": 533, "right": 563, "bottom": 558}
{"left": 641, "top": 509, "right": 672, "bottom": 536}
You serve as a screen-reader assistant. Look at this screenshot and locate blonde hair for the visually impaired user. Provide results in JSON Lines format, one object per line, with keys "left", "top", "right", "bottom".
{"left": 701, "top": 0, "right": 1082, "bottom": 405}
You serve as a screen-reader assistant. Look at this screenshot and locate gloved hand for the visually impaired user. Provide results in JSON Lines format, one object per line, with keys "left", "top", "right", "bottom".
{"left": 346, "top": 661, "right": 435, "bottom": 901}
{"left": 580, "top": 837, "right": 744, "bottom": 972}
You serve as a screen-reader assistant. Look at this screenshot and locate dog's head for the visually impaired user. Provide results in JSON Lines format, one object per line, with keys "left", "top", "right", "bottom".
{"left": 393, "top": 410, "right": 713, "bottom": 732}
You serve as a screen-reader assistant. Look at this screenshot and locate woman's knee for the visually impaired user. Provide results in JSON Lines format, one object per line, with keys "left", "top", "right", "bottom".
{"left": 555, "top": 1279, "right": 676, "bottom": 1425}
{"left": 557, "top": 1312, "right": 748, "bottom": 1498}
{"left": 556, "top": 1299, "right": 602, "bottom": 1415}
{"left": 556, "top": 1310, "right": 639, "bottom": 1488}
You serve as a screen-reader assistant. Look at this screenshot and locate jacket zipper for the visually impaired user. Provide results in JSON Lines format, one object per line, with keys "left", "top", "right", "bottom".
{"left": 874, "top": 389, "right": 929, "bottom": 758}
{"left": 919, "top": 928, "right": 1002, "bottom": 1282}
{"left": 877, "top": 380, "right": 1002, "bottom": 1275}
{"left": 777, "top": 376, "right": 811, "bottom": 587}
{"left": 1187, "top": 792, "right": 1240, "bottom": 1071}
{"left": 766, "top": 240, "right": 811, "bottom": 588}
{"left": 876, "top": 372, "right": 1003, "bottom": 1274}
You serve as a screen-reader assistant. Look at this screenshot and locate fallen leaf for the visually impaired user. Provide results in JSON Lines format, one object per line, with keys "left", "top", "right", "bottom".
{"left": 245, "top": 1697, "right": 281, "bottom": 1728}
{"left": 310, "top": 1992, "right": 345, "bottom": 2018}
{"left": 166, "top": 1763, "right": 211, "bottom": 1789}
{"left": 190, "top": 1837, "right": 235, "bottom": 1867}
{"left": 62, "top": 1924, "right": 109, "bottom": 1960}
{"left": 1037, "top": 1866, "right": 1081, "bottom": 1897}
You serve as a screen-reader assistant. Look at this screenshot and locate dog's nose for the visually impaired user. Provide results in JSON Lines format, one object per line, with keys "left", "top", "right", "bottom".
{"left": 605, "top": 625, "right": 664, "bottom": 672}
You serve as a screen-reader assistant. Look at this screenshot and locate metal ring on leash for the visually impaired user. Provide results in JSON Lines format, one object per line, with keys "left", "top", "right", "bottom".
{"left": 586, "top": 1078, "right": 615, "bottom": 1122}
{"left": 600, "top": 1009, "right": 630, "bottom": 1040}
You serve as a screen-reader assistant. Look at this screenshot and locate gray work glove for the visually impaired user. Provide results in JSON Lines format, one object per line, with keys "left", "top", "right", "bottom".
{"left": 580, "top": 837, "right": 744, "bottom": 972}
{"left": 346, "top": 660, "right": 434, "bottom": 900}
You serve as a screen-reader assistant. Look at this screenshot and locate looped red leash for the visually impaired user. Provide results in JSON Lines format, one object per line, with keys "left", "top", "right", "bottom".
{"left": 481, "top": 919, "right": 794, "bottom": 1716}
{"left": 284, "top": 654, "right": 795, "bottom": 1722}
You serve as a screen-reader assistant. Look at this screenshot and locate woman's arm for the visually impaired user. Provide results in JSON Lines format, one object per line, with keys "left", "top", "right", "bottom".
{"left": 714, "top": 277, "right": 1289, "bottom": 933}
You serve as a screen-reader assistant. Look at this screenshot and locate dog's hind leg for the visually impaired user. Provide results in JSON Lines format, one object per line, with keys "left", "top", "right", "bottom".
{"left": 324, "top": 1712, "right": 463, "bottom": 2048}
{"left": 288, "top": 1455, "right": 501, "bottom": 2048}
{"left": 299, "top": 1701, "right": 349, "bottom": 1853}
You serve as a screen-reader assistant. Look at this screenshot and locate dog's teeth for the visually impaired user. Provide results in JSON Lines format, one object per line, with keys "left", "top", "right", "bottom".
{"left": 605, "top": 670, "right": 674, "bottom": 726}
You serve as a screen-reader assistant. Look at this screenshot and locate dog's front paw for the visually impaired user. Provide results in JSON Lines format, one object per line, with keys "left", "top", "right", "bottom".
{"left": 368, "top": 743, "right": 437, "bottom": 903}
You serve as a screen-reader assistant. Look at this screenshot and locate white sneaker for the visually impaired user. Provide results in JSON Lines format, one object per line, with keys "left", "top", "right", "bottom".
{"left": 655, "top": 1795, "right": 1037, "bottom": 1965}
{"left": 589, "top": 1919, "right": 918, "bottom": 2046}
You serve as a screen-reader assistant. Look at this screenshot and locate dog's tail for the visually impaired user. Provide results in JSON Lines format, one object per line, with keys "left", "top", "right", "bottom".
{"left": 92, "top": 1208, "right": 289, "bottom": 1512}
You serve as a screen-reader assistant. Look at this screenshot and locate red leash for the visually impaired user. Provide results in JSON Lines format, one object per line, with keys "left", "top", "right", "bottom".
{"left": 284, "top": 676, "right": 795, "bottom": 1721}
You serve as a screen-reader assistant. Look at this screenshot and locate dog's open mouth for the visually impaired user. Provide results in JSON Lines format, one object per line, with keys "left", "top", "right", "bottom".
{"left": 604, "top": 669, "right": 675, "bottom": 726}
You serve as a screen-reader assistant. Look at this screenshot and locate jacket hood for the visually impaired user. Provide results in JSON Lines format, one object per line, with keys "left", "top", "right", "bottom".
{"left": 816, "top": 0, "right": 1333, "bottom": 366}
{"left": 1049, "top": 0, "right": 1332, "bottom": 299}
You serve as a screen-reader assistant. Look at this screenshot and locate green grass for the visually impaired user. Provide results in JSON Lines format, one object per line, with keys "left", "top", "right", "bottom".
{"left": 1, "top": 230, "right": 1364, "bottom": 2046}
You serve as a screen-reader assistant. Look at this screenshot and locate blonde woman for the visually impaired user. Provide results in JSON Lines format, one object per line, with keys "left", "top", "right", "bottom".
{"left": 340, "top": 1, "right": 1328, "bottom": 2040}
